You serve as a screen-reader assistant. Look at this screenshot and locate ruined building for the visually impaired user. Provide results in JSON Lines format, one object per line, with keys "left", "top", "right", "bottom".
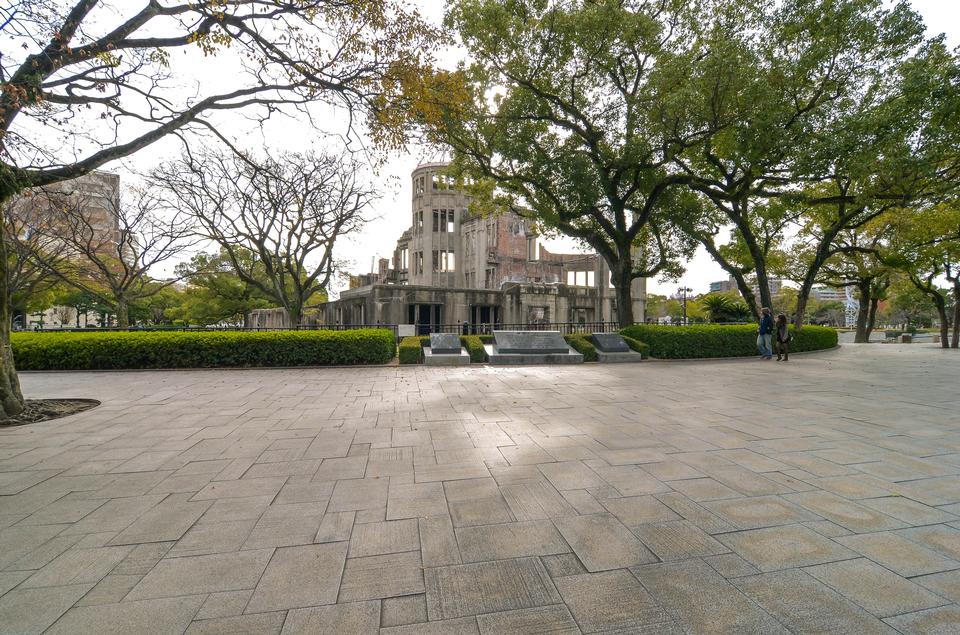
{"left": 319, "top": 163, "right": 645, "bottom": 334}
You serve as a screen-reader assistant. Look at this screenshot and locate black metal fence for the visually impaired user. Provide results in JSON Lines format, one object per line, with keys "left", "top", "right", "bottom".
{"left": 22, "top": 322, "right": 627, "bottom": 339}
{"left": 412, "top": 321, "right": 623, "bottom": 336}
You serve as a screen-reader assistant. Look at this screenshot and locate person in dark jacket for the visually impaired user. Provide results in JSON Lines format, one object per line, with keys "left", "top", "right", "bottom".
{"left": 775, "top": 313, "right": 791, "bottom": 361}
{"left": 757, "top": 307, "right": 774, "bottom": 359}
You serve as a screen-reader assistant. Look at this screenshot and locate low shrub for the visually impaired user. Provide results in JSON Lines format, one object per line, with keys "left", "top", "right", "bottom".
{"left": 621, "top": 335, "right": 650, "bottom": 359}
{"left": 461, "top": 335, "right": 488, "bottom": 362}
{"left": 789, "top": 324, "right": 840, "bottom": 352}
{"left": 398, "top": 336, "right": 425, "bottom": 364}
{"left": 12, "top": 329, "right": 396, "bottom": 370}
{"left": 564, "top": 334, "right": 598, "bottom": 362}
{"left": 619, "top": 324, "right": 837, "bottom": 359}
{"left": 399, "top": 335, "right": 488, "bottom": 364}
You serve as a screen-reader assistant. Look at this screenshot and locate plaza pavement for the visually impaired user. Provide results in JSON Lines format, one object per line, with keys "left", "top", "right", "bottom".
{"left": 1, "top": 344, "right": 959, "bottom": 634}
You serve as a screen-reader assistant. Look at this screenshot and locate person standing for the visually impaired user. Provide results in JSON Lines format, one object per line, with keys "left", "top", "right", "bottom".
{"left": 757, "top": 307, "right": 774, "bottom": 360}
{"left": 775, "top": 313, "right": 791, "bottom": 361}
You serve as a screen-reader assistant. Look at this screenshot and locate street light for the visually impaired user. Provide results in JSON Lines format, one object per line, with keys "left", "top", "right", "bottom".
{"left": 678, "top": 286, "right": 693, "bottom": 325}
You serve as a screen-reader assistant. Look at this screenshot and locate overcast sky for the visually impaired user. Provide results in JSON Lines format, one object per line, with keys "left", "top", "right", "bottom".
{"left": 102, "top": 0, "right": 959, "bottom": 298}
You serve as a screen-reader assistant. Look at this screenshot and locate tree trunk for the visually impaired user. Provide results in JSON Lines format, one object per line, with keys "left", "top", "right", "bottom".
{"left": 865, "top": 296, "right": 879, "bottom": 342}
{"left": 0, "top": 217, "right": 26, "bottom": 417}
{"left": 612, "top": 261, "right": 635, "bottom": 327}
{"left": 287, "top": 303, "right": 302, "bottom": 330}
{"left": 698, "top": 237, "right": 760, "bottom": 320}
{"left": 935, "top": 300, "right": 949, "bottom": 349}
{"left": 952, "top": 282, "right": 959, "bottom": 349}
{"left": 116, "top": 301, "right": 130, "bottom": 328}
{"left": 854, "top": 281, "right": 871, "bottom": 343}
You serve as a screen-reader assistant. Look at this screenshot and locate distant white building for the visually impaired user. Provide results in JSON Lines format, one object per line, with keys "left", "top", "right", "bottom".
{"left": 811, "top": 286, "right": 847, "bottom": 302}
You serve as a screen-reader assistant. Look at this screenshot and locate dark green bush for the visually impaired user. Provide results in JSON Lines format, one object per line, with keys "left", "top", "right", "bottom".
{"left": 461, "top": 335, "right": 488, "bottom": 362}
{"left": 564, "top": 334, "right": 598, "bottom": 362}
{"left": 12, "top": 329, "right": 396, "bottom": 370}
{"left": 621, "top": 335, "right": 650, "bottom": 359}
{"left": 619, "top": 324, "right": 837, "bottom": 359}
{"left": 399, "top": 335, "right": 488, "bottom": 364}
{"left": 398, "top": 336, "right": 425, "bottom": 364}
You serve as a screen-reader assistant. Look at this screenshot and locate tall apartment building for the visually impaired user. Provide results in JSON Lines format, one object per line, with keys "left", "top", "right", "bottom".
{"left": 7, "top": 172, "right": 122, "bottom": 328}
{"left": 320, "top": 163, "right": 646, "bottom": 332}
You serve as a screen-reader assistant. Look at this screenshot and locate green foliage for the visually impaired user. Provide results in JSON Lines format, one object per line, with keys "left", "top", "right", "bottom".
{"left": 621, "top": 336, "right": 650, "bottom": 359}
{"left": 431, "top": 0, "right": 702, "bottom": 322}
{"left": 398, "top": 336, "right": 425, "bottom": 364}
{"left": 564, "top": 334, "right": 597, "bottom": 362}
{"left": 12, "top": 329, "right": 396, "bottom": 370}
{"left": 620, "top": 324, "right": 837, "bottom": 359}
{"left": 173, "top": 250, "right": 275, "bottom": 326}
{"left": 699, "top": 293, "right": 751, "bottom": 323}
{"left": 399, "top": 335, "right": 488, "bottom": 364}
{"left": 461, "top": 335, "right": 488, "bottom": 362}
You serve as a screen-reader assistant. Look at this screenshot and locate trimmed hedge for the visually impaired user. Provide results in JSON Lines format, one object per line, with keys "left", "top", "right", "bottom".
{"left": 564, "top": 334, "right": 598, "bottom": 362}
{"left": 399, "top": 335, "right": 489, "bottom": 364}
{"left": 461, "top": 335, "right": 488, "bottom": 363}
{"left": 398, "top": 336, "right": 425, "bottom": 364}
{"left": 621, "top": 335, "right": 650, "bottom": 359}
{"left": 12, "top": 329, "right": 396, "bottom": 370}
{"left": 619, "top": 324, "right": 837, "bottom": 359}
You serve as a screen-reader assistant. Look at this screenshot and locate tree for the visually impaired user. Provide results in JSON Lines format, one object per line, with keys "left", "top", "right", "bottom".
{"left": 52, "top": 287, "right": 103, "bottom": 327}
{"left": 422, "top": 0, "right": 715, "bottom": 325}
{"left": 885, "top": 280, "right": 939, "bottom": 330}
{"left": 2, "top": 194, "right": 66, "bottom": 316}
{"left": 699, "top": 293, "right": 749, "bottom": 323}
{"left": 811, "top": 225, "right": 893, "bottom": 342}
{"left": 153, "top": 149, "right": 373, "bottom": 327}
{"left": 883, "top": 205, "right": 960, "bottom": 348}
{"left": 0, "top": 0, "right": 437, "bottom": 416}
{"left": 678, "top": 0, "right": 927, "bottom": 320}
{"left": 29, "top": 184, "right": 194, "bottom": 327}
{"left": 784, "top": 38, "right": 960, "bottom": 327}
{"left": 171, "top": 249, "right": 275, "bottom": 326}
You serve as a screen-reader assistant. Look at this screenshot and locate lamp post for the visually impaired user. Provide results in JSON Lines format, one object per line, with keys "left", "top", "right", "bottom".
{"left": 678, "top": 286, "right": 692, "bottom": 325}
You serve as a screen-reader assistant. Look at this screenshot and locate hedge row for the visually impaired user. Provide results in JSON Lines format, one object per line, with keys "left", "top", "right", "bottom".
{"left": 621, "top": 335, "right": 651, "bottom": 359}
{"left": 619, "top": 324, "right": 837, "bottom": 359}
{"left": 564, "top": 334, "right": 598, "bottom": 362}
{"left": 12, "top": 329, "right": 396, "bottom": 370}
{"left": 398, "top": 335, "right": 491, "bottom": 364}
{"left": 398, "top": 336, "right": 424, "bottom": 364}
{"left": 398, "top": 333, "right": 649, "bottom": 364}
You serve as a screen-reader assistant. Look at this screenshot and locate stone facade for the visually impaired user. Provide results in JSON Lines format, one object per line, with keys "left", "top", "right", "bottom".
{"left": 318, "top": 163, "right": 645, "bottom": 332}
{"left": 9, "top": 172, "right": 122, "bottom": 329}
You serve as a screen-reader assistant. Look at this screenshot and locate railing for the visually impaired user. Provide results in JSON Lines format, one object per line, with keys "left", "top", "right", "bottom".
{"left": 412, "top": 321, "right": 623, "bottom": 336}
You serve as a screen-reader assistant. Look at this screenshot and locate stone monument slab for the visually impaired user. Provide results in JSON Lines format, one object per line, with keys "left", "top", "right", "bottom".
{"left": 492, "top": 331, "right": 569, "bottom": 354}
{"left": 592, "top": 333, "right": 631, "bottom": 353}
{"left": 430, "top": 333, "right": 462, "bottom": 355}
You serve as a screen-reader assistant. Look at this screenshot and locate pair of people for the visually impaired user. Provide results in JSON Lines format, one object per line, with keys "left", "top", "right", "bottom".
{"left": 757, "top": 307, "right": 790, "bottom": 361}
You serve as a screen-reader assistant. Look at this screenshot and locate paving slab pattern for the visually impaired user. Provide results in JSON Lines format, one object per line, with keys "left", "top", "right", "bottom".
{"left": 1, "top": 344, "right": 960, "bottom": 633}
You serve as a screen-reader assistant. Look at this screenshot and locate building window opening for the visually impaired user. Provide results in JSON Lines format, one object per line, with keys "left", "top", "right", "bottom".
{"left": 432, "top": 209, "right": 455, "bottom": 233}
{"left": 415, "top": 210, "right": 423, "bottom": 233}
{"left": 400, "top": 247, "right": 408, "bottom": 270}
{"left": 566, "top": 271, "right": 596, "bottom": 287}
{"left": 432, "top": 250, "right": 455, "bottom": 272}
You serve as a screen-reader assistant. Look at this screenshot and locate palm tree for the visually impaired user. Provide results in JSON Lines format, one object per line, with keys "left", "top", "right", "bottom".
{"left": 700, "top": 294, "right": 735, "bottom": 322}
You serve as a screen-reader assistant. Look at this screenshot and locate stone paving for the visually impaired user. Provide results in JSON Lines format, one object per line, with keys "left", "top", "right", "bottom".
{"left": 1, "top": 344, "right": 959, "bottom": 634}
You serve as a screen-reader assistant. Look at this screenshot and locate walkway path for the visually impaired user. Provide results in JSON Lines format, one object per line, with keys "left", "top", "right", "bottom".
{"left": 1, "top": 345, "right": 959, "bottom": 633}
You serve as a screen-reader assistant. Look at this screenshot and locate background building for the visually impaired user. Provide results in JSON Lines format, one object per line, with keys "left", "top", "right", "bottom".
{"left": 7, "top": 172, "right": 122, "bottom": 329}
{"left": 319, "top": 163, "right": 645, "bottom": 332}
